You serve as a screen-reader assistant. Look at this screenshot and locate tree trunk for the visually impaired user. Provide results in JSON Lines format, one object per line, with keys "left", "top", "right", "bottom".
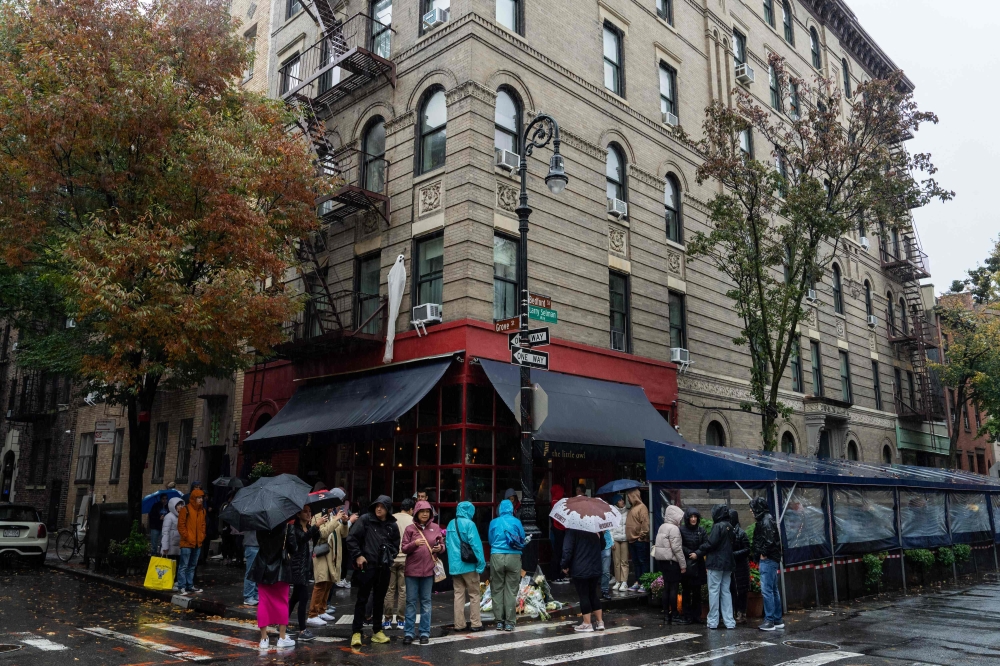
{"left": 760, "top": 409, "right": 778, "bottom": 451}
{"left": 126, "top": 383, "right": 159, "bottom": 526}
{"left": 948, "top": 384, "right": 967, "bottom": 469}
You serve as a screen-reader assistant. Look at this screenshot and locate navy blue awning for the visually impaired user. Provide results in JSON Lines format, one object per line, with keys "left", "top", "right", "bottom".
{"left": 245, "top": 356, "right": 453, "bottom": 449}
{"left": 479, "top": 358, "right": 682, "bottom": 459}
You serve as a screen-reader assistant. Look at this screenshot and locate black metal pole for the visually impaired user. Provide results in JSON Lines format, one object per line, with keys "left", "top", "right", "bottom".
{"left": 513, "top": 114, "right": 562, "bottom": 574}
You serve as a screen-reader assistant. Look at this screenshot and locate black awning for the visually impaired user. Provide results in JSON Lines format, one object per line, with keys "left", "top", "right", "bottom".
{"left": 245, "top": 357, "right": 453, "bottom": 449}
{"left": 479, "top": 359, "right": 683, "bottom": 457}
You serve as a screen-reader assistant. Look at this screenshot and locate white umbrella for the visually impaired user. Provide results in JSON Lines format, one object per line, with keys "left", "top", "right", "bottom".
{"left": 383, "top": 254, "right": 406, "bottom": 364}
{"left": 549, "top": 496, "right": 622, "bottom": 533}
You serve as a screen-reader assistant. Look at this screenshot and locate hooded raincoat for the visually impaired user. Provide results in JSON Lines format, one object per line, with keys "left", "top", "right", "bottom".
{"left": 654, "top": 504, "right": 687, "bottom": 570}
{"left": 400, "top": 500, "right": 445, "bottom": 578}
{"left": 696, "top": 504, "right": 735, "bottom": 572}
{"left": 160, "top": 498, "right": 183, "bottom": 556}
{"left": 488, "top": 499, "right": 525, "bottom": 554}
{"left": 346, "top": 495, "right": 400, "bottom": 570}
{"left": 679, "top": 507, "right": 707, "bottom": 581}
{"left": 178, "top": 488, "right": 207, "bottom": 549}
{"left": 446, "top": 501, "right": 486, "bottom": 575}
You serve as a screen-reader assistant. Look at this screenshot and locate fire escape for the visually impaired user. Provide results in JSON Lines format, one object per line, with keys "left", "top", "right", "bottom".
{"left": 265, "top": 1, "right": 395, "bottom": 365}
{"left": 5, "top": 368, "right": 54, "bottom": 423}
{"left": 882, "top": 232, "right": 942, "bottom": 423}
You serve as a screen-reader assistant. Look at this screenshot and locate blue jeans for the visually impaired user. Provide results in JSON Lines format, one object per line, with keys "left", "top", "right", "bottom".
{"left": 759, "top": 557, "right": 782, "bottom": 623}
{"left": 149, "top": 529, "right": 161, "bottom": 557}
{"left": 178, "top": 547, "right": 201, "bottom": 590}
{"left": 600, "top": 550, "right": 611, "bottom": 593}
{"left": 706, "top": 569, "right": 735, "bottom": 629}
{"left": 404, "top": 576, "right": 433, "bottom": 638}
{"left": 243, "top": 546, "right": 259, "bottom": 602}
{"left": 628, "top": 541, "right": 649, "bottom": 579}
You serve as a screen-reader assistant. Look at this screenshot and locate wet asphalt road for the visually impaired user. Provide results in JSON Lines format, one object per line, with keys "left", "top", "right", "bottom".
{"left": 2, "top": 567, "right": 999, "bottom": 665}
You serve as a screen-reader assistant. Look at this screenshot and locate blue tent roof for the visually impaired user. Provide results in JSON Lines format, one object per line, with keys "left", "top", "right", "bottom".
{"left": 645, "top": 439, "right": 1000, "bottom": 493}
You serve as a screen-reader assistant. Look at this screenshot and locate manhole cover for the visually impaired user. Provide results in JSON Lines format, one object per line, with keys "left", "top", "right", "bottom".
{"left": 0, "top": 645, "right": 23, "bottom": 654}
{"left": 784, "top": 640, "right": 841, "bottom": 650}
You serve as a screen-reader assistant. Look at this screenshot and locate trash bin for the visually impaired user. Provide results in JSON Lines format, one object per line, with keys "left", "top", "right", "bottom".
{"left": 84, "top": 502, "right": 130, "bottom": 567}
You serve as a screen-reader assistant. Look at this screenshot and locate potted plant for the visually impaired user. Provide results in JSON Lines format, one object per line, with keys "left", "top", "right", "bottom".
{"left": 640, "top": 572, "right": 663, "bottom": 606}
{"left": 745, "top": 560, "right": 764, "bottom": 618}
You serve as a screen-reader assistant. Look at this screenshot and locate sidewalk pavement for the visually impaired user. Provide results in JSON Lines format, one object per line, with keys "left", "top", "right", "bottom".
{"left": 46, "top": 552, "right": 649, "bottom": 632}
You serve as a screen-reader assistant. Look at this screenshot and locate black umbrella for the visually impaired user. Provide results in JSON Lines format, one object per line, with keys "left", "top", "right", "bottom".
{"left": 220, "top": 474, "right": 311, "bottom": 532}
{"left": 212, "top": 476, "right": 244, "bottom": 489}
{"left": 308, "top": 488, "right": 346, "bottom": 511}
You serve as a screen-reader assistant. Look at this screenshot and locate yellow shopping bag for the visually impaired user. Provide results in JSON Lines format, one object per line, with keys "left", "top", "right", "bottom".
{"left": 144, "top": 556, "right": 176, "bottom": 590}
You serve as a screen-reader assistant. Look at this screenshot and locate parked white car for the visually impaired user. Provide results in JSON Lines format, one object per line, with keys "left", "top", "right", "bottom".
{"left": 0, "top": 504, "right": 48, "bottom": 565}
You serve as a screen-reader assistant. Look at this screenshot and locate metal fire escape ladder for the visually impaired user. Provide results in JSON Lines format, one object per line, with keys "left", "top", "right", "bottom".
{"left": 297, "top": 231, "right": 345, "bottom": 337}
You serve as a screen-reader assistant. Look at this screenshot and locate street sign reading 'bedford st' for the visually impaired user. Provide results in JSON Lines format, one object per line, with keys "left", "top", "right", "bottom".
{"left": 508, "top": 327, "right": 550, "bottom": 349}
{"left": 510, "top": 347, "right": 549, "bottom": 370}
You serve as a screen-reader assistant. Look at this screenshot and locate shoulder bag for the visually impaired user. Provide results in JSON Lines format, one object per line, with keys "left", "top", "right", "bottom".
{"left": 420, "top": 528, "right": 447, "bottom": 582}
{"left": 457, "top": 519, "right": 478, "bottom": 564}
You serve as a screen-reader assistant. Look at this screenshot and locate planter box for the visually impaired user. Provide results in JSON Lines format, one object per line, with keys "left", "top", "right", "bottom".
{"left": 746, "top": 591, "right": 763, "bottom": 619}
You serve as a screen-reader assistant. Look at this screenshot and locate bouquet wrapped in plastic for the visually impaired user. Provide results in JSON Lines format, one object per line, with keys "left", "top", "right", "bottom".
{"left": 480, "top": 583, "right": 493, "bottom": 612}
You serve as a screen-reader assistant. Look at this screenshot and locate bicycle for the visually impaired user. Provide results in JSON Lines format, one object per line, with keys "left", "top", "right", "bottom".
{"left": 55, "top": 522, "right": 85, "bottom": 562}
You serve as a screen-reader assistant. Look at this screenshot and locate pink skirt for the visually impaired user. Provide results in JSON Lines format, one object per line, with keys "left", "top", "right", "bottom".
{"left": 257, "top": 581, "right": 290, "bottom": 628}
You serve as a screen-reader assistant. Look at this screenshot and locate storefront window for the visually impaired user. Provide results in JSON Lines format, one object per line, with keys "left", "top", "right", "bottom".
{"left": 466, "top": 468, "right": 493, "bottom": 503}
{"left": 440, "top": 430, "right": 462, "bottom": 465}
{"left": 392, "top": 469, "right": 414, "bottom": 500}
{"left": 417, "top": 432, "right": 438, "bottom": 466}
{"left": 440, "top": 468, "right": 461, "bottom": 503}
{"left": 442, "top": 384, "right": 462, "bottom": 424}
{"left": 467, "top": 384, "right": 494, "bottom": 425}
{"left": 419, "top": 390, "right": 439, "bottom": 427}
{"left": 466, "top": 430, "right": 493, "bottom": 465}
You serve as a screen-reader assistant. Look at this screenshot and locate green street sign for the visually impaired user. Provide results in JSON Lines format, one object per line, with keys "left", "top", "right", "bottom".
{"left": 529, "top": 305, "right": 558, "bottom": 323}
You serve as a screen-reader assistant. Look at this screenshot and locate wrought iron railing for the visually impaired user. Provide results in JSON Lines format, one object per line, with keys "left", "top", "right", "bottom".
{"left": 283, "top": 289, "right": 387, "bottom": 343}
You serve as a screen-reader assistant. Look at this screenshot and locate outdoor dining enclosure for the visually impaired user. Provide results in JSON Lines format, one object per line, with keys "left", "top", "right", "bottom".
{"left": 645, "top": 439, "right": 1000, "bottom": 610}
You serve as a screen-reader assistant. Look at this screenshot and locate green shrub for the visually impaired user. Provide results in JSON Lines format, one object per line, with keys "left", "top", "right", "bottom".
{"left": 699, "top": 517, "right": 714, "bottom": 533}
{"left": 905, "top": 548, "right": 935, "bottom": 571}
{"left": 108, "top": 521, "right": 149, "bottom": 559}
{"left": 936, "top": 546, "right": 955, "bottom": 567}
{"left": 250, "top": 461, "right": 275, "bottom": 481}
{"left": 862, "top": 552, "right": 887, "bottom": 591}
{"left": 953, "top": 544, "right": 971, "bottom": 564}
{"left": 745, "top": 523, "right": 756, "bottom": 542}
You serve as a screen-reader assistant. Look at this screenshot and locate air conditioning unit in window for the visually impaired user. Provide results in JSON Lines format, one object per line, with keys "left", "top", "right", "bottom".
{"left": 411, "top": 303, "right": 442, "bottom": 337}
{"left": 806, "top": 289, "right": 818, "bottom": 303}
{"left": 662, "top": 111, "right": 679, "bottom": 127}
{"left": 422, "top": 7, "right": 448, "bottom": 29}
{"left": 607, "top": 198, "right": 628, "bottom": 219}
{"left": 671, "top": 347, "right": 692, "bottom": 373}
{"left": 859, "top": 236, "right": 870, "bottom": 251}
{"left": 495, "top": 148, "right": 519, "bottom": 173}
{"left": 735, "top": 63, "right": 755, "bottom": 84}
{"left": 868, "top": 314, "right": 879, "bottom": 328}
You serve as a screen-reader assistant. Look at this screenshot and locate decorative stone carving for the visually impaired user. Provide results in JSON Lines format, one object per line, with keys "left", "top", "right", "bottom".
{"left": 496, "top": 182, "right": 518, "bottom": 212}
{"left": 868, "top": 330, "right": 877, "bottom": 352}
{"left": 804, "top": 401, "right": 850, "bottom": 418}
{"left": 417, "top": 181, "right": 442, "bottom": 217}
{"left": 802, "top": 307, "right": 817, "bottom": 327}
{"left": 679, "top": 376, "right": 752, "bottom": 402}
{"left": 667, "top": 251, "right": 682, "bottom": 275}
{"left": 849, "top": 410, "right": 895, "bottom": 429}
{"left": 627, "top": 164, "right": 664, "bottom": 190}
{"left": 360, "top": 209, "right": 380, "bottom": 236}
{"left": 384, "top": 111, "right": 415, "bottom": 136}
{"left": 557, "top": 127, "right": 606, "bottom": 161}
{"left": 836, "top": 320, "right": 845, "bottom": 337}
{"left": 608, "top": 225, "right": 627, "bottom": 256}
{"left": 445, "top": 81, "right": 497, "bottom": 106}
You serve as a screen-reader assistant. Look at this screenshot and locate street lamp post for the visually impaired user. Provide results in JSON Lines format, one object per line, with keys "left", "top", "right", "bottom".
{"left": 515, "top": 113, "right": 567, "bottom": 572}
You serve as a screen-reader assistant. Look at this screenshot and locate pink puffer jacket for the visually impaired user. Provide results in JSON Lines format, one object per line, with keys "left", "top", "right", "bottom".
{"left": 400, "top": 500, "right": 445, "bottom": 578}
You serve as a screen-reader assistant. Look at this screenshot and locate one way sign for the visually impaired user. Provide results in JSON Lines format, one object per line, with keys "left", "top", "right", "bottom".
{"left": 508, "top": 327, "right": 550, "bottom": 349}
{"left": 510, "top": 347, "right": 549, "bottom": 370}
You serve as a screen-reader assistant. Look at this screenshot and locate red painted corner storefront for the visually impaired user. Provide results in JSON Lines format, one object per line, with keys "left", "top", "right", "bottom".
{"left": 239, "top": 319, "right": 678, "bottom": 541}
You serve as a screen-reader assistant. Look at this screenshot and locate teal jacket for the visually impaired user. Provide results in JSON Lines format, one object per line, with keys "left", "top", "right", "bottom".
{"left": 446, "top": 501, "right": 486, "bottom": 575}
{"left": 488, "top": 500, "right": 526, "bottom": 555}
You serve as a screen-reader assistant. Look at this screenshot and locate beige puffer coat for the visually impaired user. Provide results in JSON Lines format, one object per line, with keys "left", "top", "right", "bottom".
{"left": 311, "top": 514, "right": 350, "bottom": 584}
{"left": 653, "top": 504, "right": 687, "bottom": 573}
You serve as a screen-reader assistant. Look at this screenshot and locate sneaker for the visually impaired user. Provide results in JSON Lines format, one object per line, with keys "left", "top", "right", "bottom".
{"left": 419, "top": 636, "right": 429, "bottom": 645}
{"left": 708, "top": 625, "right": 719, "bottom": 630}
{"left": 326, "top": 606, "right": 337, "bottom": 614}
{"left": 351, "top": 633, "right": 363, "bottom": 647}
{"left": 277, "top": 637, "right": 295, "bottom": 648}
{"left": 773, "top": 622, "right": 785, "bottom": 629}
{"left": 402, "top": 636, "right": 413, "bottom": 645}
{"left": 371, "top": 631, "right": 390, "bottom": 644}
{"left": 306, "top": 617, "right": 326, "bottom": 627}
{"left": 245, "top": 599, "right": 259, "bottom": 607}
{"left": 601, "top": 592, "right": 613, "bottom": 600}
{"left": 496, "top": 622, "right": 505, "bottom": 631}
{"left": 628, "top": 583, "right": 642, "bottom": 592}
{"left": 390, "top": 618, "right": 399, "bottom": 629}
{"left": 504, "top": 623, "right": 515, "bottom": 632}
{"left": 189, "top": 587, "right": 203, "bottom": 594}
{"left": 469, "top": 625, "right": 484, "bottom": 632}
{"left": 383, "top": 620, "right": 392, "bottom": 631}
{"left": 319, "top": 613, "right": 335, "bottom": 622}
{"left": 759, "top": 621, "right": 776, "bottom": 631}
{"left": 574, "top": 623, "right": 594, "bottom": 633}
{"left": 258, "top": 637, "right": 270, "bottom": 649}
{"left": 595, "top": 621, "right": 605, "bottom": 631}
{"left": 298, "top": 630, "right": 316, "bottom": 642}
{"left": 338, "top": 580, "right": 352, "bottom": 589}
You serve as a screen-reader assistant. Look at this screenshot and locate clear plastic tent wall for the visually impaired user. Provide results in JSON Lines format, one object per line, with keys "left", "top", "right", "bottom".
{"left": 899, "top": 490, "right": 949, "bottom": 549}
{"left": 833, "top": 488, "right": 897, "bottom": 553}
{"left": 781, "top": 486, "right": 830, "bottom": 563}
{"left": 948, "top": 493, "right": 992, "bottom": 543}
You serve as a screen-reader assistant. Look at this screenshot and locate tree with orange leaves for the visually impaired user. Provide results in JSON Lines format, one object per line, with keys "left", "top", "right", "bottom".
{"left": 0, "top": 0, "right": 321, "bottom": 521}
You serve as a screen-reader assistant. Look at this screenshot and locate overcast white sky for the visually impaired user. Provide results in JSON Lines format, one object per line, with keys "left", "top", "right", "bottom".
{"left": 845, "top": 0, "right": 1000, "bottom": 294}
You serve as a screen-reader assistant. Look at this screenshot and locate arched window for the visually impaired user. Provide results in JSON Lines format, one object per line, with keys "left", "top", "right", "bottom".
{"left": 882, "top": 444, "right": 893, "bottom": 465}
{"left": 706, "top": 421, "right": 727, "bottom": 447}
{"left": 606, "top": 144, "right": 626, "bottom": 203}
{"left": 899, "top": 298, "right": 908, "bottom": 334}
{"left": 832, "top": 264, "right": 843, "bottom": 314}
{"left": 887, "top": 292, "right": 895, "bottom": 330}
{"left": 847, "top": 441, "right": 859, "bottom": 461}
{"left": 841, "top": 58, "right": 852, "bottom": 97}
{"left": 664, "top": 175, "right": 681, "bottom": 243}
{"left": 782, "top": 1, "right": 794, "bottom": 44}
{"left": 809, "top": 28, "right": 821, "bottom": 68}
{"left": 361, "top": 116, "right": 386, "bottom": 193}
{"left": 494, "top": 88, "right": 521, "bottom": 156}
{"left": 781, "top": 431, "right": 795, "bottom": 454}
{"left": 417, "top": 88, "right": 447, "bottom": 174}
{"left": 864, "top": 280, "right": 873, "bottom": 317}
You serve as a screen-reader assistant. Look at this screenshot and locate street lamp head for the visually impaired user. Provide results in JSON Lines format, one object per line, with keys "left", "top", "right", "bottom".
{"left": 545, "top": 154, "right": 568, "bottom": 195}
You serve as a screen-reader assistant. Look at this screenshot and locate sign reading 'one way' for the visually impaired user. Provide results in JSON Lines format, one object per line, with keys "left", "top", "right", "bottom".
{"left": 508, "top": 327, "right": 550, "bottom": 349}
{"left": 510, "top": 347, "right": 549, "bottom": 370}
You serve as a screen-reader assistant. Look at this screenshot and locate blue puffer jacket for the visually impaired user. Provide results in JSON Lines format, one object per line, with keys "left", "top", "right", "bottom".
{"left": 488, "top": 500, "right": 526, "bottom": 555}
{"left": 446, "top": 501, "right": 486, "bottom": 575}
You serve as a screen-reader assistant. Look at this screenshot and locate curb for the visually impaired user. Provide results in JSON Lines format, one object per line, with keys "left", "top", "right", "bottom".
{"left": 46, "top": 561, "right": 650, "bottom": 626}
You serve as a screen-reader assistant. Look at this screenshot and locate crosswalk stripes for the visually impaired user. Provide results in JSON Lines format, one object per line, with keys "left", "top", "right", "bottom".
{"left": 80, "top": 627, "right": 213, "bottom": 662}
{"left": 460, "top": 626, "right": 642, "bottom": 655}
{"left": 12, "top": 633, "right": 68, "bottom": 651}
{"left": 335, "top": 614, "right": 355, "bottom": 625}
{"left": 209, "top": 619, "right": 345, "bottom": 642}
{"left": 424, "top": 621, "right": 576, "bottom": 645}
{"left": 145, "top": 622, "right": 261, "bottom": 649}
{"left": 522, "top": 632, "right": 700, "bottom": 665}
{"left": 772, "top": 652, "right": 864, "bottom": 666}
{"left": 635, "top": 641, "right": 774, "bottom": 666}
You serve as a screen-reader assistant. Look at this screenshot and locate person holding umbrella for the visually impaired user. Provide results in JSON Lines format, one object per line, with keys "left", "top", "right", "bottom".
{"left": 250, "top": 522, "right": 295, "bottom": 649}
{"left": 287, "top": 504, "right": 326, "bottom": 640}
{"left": 345, "top": 495, "right": 399, "bottom": 648}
